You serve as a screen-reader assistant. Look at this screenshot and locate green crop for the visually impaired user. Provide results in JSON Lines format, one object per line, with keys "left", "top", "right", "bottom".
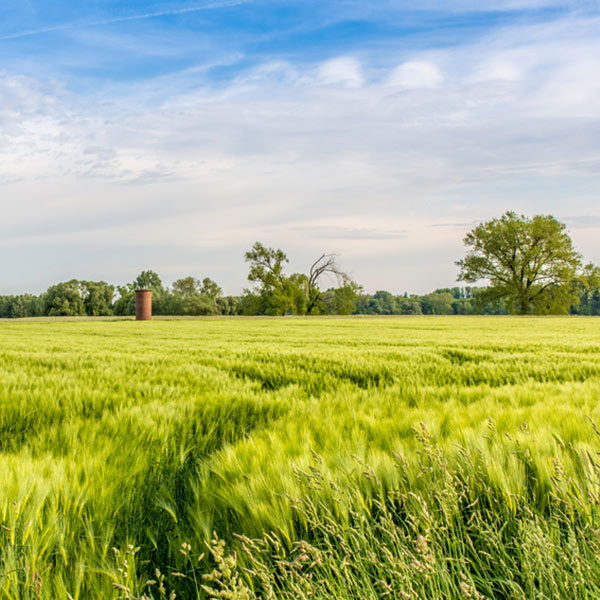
{"left": 0, "top": 316, "right": 600, "bottom": 598}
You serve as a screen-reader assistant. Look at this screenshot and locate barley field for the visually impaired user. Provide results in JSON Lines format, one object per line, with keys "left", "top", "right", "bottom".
{"left": 1, "top": 316, "right": 600, "bottom": 599}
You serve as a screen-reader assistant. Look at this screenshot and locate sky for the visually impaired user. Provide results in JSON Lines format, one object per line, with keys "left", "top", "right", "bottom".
{"left": 1, "top": 0, "right": 600, "bottom": 295}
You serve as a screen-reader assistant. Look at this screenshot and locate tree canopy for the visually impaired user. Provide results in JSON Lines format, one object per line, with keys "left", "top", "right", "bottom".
{"left": 244, "top": 242, "right": 305, "bottom": 315}
{"left": 306, "top": 254, "right": 351, "bottom": 314}
{"left": 456, "top": 211, "right": 582, "bottom": 314}
{"left": 244, "top": 242, "right": 359, "bottom": 316}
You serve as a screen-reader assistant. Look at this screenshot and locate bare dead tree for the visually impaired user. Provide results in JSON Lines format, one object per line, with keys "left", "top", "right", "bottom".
{"left": 307, "top": 253, "right": 350, "bottom": 314}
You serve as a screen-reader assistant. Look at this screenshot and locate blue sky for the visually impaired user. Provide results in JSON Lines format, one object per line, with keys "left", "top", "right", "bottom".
{"left": 1, "top": 0, "right": 600, "bottom": 294}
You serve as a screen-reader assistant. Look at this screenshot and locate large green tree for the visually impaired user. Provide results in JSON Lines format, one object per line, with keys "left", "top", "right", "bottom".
{"left": 43, "top": 280, "right": 84, "bottom": 316}
{"left": 43, "top": 280, "right": 114, "bottom": 316}
{"left": 245, "top": 242, "right": 306, "bottom": 315}
{"left": 456, "top": 212, "right": 582, "bottom": 314}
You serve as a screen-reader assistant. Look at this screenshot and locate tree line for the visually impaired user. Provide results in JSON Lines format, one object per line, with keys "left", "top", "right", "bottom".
{"left": 2, "top": 212, "right": 600, "bottom": 318}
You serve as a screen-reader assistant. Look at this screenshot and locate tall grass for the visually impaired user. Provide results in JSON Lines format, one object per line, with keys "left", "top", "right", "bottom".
{"left": 0, "top": 316, "right": 599, "bottom": 597}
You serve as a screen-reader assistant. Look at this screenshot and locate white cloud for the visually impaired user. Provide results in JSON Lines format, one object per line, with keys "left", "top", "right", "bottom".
{"left": 387, "top": 61, "right": 444, "bottom": 89}
{"left": 314, "top": 57, "right": 363, "bottom": 87}
{"left": 469, "top": 60, "right": 522, "bottom": 83}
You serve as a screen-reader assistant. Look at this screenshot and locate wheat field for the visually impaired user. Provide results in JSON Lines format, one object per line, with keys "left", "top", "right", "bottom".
{"left": 1, "top": 316, "right": 600, "bottom": 598}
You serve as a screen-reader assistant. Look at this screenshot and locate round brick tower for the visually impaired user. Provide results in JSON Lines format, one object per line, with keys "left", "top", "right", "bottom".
{"left": 135, "top": 289, "right": 152, "bottom": 321}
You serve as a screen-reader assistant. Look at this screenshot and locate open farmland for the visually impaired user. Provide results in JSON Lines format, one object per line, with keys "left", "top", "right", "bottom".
{"left": 1, "top": 316, "right": 600, "bottom": 599}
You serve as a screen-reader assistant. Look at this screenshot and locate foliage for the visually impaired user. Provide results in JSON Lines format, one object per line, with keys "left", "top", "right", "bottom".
{"left": 43, "top": 280, "right": 86, "bottom": 316}
{"left": 322, "top": 281, "right": 363, "bottom": 314}
{"left": 573, "top": 263, "right": 600, "bottom": 316}
{"left": 134, "top": 270, "right": 164, "bottom": 291}
{"left": 173, "top": 276, "right": 201, "bottom": 297}
{"left": 200, "top": 278, "right": 223, "bottom": 313}
{"left": 82, "top": 281, "right": 115, "bottom": 316}
{"left": 244, "top": 242, "right": 306, "bottom": 315}
{"left": 6, "top": 280, "right": 600, "bottom": 319}
{"left": 171, "top": 277, "right": 222, "bottom": 315}
{"left": 420, "top": 291, "right": 455, "bottom": 315}
{"left": 41, "top": 279, "right": 114, "bottom": 316}
{"left": 0, "top": 294, "right": 43, "bottom": 318}
{"left": 306, "top": 253, "right": 350, "bottom": 314}
{"left": 244, "top": 242, "right": 358, "bottom": 315}
{"left": 456, "top": 211, "right": 582, "bottom": 314}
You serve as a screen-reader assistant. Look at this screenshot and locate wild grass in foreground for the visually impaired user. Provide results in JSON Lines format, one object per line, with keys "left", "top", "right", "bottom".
{"left": 0, "top": 316, "right": 599, "bottom": 598}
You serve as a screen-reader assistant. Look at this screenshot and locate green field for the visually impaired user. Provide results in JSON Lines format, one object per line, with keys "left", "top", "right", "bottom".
{"left": 1, "top": 316, "right": 600, "bottom": 599}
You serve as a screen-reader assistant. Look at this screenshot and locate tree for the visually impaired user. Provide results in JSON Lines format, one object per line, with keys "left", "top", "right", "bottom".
{"left": 134, "top": 270, "right": 163, "bottom": 291}
{"left": 182, "top": 294, "right": 214, "bottom": 316}
{"left": 421, "top": 291, "right": 455, "bottom": 315}
{"left": 245, "top": 243, "right": 289, "bottom": 291}
{"left": 200, "top": 277, "right": 223, "bottom": 313}
{"left": 173, "top": 276, "right": 200, "bottom": 297}
{"left": 112, "top": 285, "right": 136, "bottom": 316}
{"left": 306, "top": 254, "right": 350, "bottom": 314}
{"left": 244, "top": 242, "right": 305, "bottom": 315}
{"left": 218, "top": 296, "right": 241, "bottom": 315}
{"left": 0, "top": 294, "right": 42, "bottom": 318}
{"left": 322, "top": 282, "right": 363, "bottom": 315}
{"left": 43, "top": 280, "right": 86, "bottom": 316}
{"left": 244, "top": 242, "right": 362, "bottom": 316}
{"left": 573, "top": 263, "right": 600, "bottom": 315}
{"left": 397, "top": 295, "right": 423, "bottom": 315}
{"left": 456, "top": 212, "right": 582, "bottom": 315}
{"left": 81, "top": 281, "right": 114, "bottom": 316}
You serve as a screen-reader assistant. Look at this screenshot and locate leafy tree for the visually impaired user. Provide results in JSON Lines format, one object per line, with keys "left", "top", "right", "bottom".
{"left": 572, "top": 264, "right": 600, "bottom": 315}
{"left": 173, "top": 276, "right": 200, "bottom": 297}
{"left": 457, "top": 212, "right": 582, "bottom": 315}
{"left": 217, "top": 296, "right": 241, "bottom": 315}
{"left": 245, "top": 242, "right": 360, "bottom": 316}
{"left": 246, "top": 243, "right": 288, "bottom": 290}
{"left": 112, "top": 285, "right": 135, "bottom": 316}
{"left": 171, "top": 276, "right": 223, "bottom": 315}
{"left": 371, "top": 290, "right": 398, "bottom": 314}
{"left": 322, "top": 282, "right": 363, "bottom": 315}
{"left": 244, "top": 242, "right": 306, "bottom": 315}
{"left": 397, "top": 295, "right": 423, "bottom": 315}
{"left": 81, "top": 281, "right": 114, "bottom": 316}
{"left": 0, "top": 294, "right": 42, "bottom": 318}
{"left": 421, "top": 291, "right": 455, "bottom": 315}
{"left": 182, "top": 294, "right": 213, "bottom": 316}
{"left": 43, "top": 280, "right": 86, "bottom": 316}
{"left": 200, "top": 277, "right": 223, "bottom": 313}
{"left": 155, "top": 290, "right": 185, "bottom": 316}
{"left": 42, "top": 280, "right": 114, "bottom": 317}
{"left": 134, "top": 270, "right": 163, "bottom": 291}
{"left": 239, "top": 291, "right": 266, "bottom": 316}
{"left": 306, "top": 254, "right": 350, "bottom": 314}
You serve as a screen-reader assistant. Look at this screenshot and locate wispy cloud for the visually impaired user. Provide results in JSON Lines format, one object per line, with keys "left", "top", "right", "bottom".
{"left": 0, "top": 0, "right": 250, "bottom": 41}
{"left": 290, "top": 226, "right": 406, "bottom": 240}
{"left": 563, "top": 216, "right": 600, "bottom": 229}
